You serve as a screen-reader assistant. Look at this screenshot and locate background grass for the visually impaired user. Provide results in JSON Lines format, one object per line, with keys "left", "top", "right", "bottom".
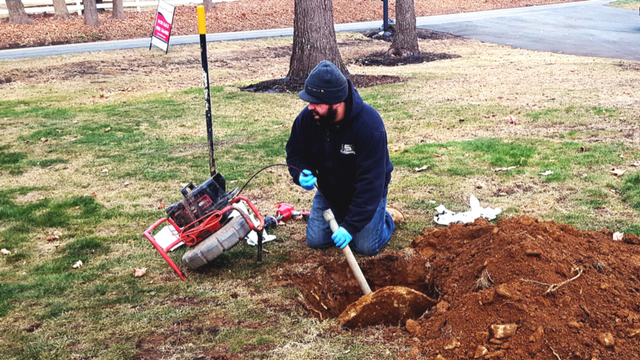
{"left": 1, "top": 34, "right": 639, "bottom": 359}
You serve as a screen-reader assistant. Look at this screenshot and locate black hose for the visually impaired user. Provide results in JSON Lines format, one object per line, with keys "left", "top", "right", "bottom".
{"left": 236, "top": 163, "right": 325, "bottom": 201}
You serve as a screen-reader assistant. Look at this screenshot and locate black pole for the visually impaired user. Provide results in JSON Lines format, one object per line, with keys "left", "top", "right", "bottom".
{"left": 257, "top": 230, "right": 263, "bottom": 264}
{"left": 198, "top": 6, "right": 217, "bottom": 177}
{"left": 382, "top": 0, "right": 389, "bottom": 31}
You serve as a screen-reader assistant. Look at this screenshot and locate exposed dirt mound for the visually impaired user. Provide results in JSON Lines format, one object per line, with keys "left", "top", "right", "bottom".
{"left": 409, "top": 216, "right": 640, "bottom": 360}
{"left": 285, "top": 215, "right": 640, "bottom": 358}
{"left": 239, "top": 74, "right": 404, "bottom": 93}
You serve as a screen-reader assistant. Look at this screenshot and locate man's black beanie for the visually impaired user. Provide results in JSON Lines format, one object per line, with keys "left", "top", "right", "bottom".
{"left": 298, "top": 60, "right": 348, "bottom": 105}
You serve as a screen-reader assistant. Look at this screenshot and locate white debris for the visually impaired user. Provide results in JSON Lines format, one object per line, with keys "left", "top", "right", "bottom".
{"left": 72, "top": 260, "right": 83, "bottom": 269}
{"left": 434, "top": 195, "right": 502, "bottom": 225}
{"left": 539, "top": 170, "right": 554, "bottom": 176}
{"left": 493, "top": 166, "right": 517, "bottom": 172}
{"left": 613, "top": 232, "right": 624, "bottom": 241}
{"left": 229, "top": 203, "right": 277, "bottom": 247}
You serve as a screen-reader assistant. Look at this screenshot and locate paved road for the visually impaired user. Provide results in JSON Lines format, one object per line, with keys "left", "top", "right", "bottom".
{"left": 419, "top": 0, "right": 640, "bottom": 61}
{"left": 0, "top": 0, "right": 638, "bottom": 60}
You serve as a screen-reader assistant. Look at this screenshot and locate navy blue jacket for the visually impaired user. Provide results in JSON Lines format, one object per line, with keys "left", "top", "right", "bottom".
{"left": 286, "top": 80, "right": 393, "bottom": 236}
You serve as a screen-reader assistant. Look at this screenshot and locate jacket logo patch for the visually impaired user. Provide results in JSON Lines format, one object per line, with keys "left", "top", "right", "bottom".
{"left": 340, "top": 144, "right": 355, "bottom": 155}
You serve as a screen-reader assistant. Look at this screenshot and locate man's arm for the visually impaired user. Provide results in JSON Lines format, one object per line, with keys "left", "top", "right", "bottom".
{"left": 286, "top": 112, "right": 315, "bottom": 185}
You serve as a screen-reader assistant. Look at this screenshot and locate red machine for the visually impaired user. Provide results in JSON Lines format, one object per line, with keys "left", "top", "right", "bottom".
{"left": 143, "top": 196, "right": 265, "bottom": 281}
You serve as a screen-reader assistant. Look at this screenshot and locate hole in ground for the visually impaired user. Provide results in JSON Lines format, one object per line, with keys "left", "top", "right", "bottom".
{"left": 287, "top": 249, "right": 435, "bottom": 320}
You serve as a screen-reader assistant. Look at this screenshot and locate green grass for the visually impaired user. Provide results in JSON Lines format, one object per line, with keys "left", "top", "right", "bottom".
{"left": 392, "top": 138, "right": 536, "bottom": 176}
{"left": 608, "top": 0, "right": 640, "bottom": 10}
{"left": 1, "top": 46, "right": 640, "bottom": 360}
{"left": 621, "top": 171, "right": 640, "bottom": 209}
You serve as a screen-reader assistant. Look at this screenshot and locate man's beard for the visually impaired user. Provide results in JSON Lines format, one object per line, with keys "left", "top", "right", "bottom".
{"left": 314, "top": 105, "right": 339, "bottom": 125}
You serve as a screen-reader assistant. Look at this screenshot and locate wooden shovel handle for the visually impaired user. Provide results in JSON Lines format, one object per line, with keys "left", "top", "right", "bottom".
{"left": 323, "top": 209, "right": 372, "bottom": 295}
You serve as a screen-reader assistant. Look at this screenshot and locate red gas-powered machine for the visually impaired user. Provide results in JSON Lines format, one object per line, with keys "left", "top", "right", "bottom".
{"left": 143, "top": 9, "right": 266, "bottom": 281}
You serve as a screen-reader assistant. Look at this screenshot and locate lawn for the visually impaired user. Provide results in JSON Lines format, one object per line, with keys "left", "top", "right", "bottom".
{"left": 0, "top": 33, "right": 639, "bottom": 359}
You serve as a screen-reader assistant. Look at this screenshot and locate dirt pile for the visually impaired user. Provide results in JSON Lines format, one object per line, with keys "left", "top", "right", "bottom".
{"left": 287, "top": 216, "right": 640, "bottom": 358}
{"left": 409, "top": 216, "right": 640, "bottom": 360}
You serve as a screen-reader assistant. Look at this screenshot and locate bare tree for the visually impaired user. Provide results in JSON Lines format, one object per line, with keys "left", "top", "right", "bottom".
{"left": 6, "top": 0, "right": 34, "bottom": 24}
{"left": 287, "top": 0, "right": 347, "bottom": 81}
{"left": 387, "top": 0, "right": 420, "bottom": 58}
{"left": 52, "top": 0, "right": 70, "bottom": 19}
{"left": 203, "top": 0, "right": 213, "bottom": 11}
{"left": 83, "top": 0, "right": 100, "bottom": 25}
{"left": 112, "top": 0, "right": 124, "bottom": 19}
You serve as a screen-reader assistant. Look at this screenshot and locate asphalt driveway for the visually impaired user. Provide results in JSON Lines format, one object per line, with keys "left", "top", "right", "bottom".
{"left": 418, "top": 0, "right": 640, "bottom": 61}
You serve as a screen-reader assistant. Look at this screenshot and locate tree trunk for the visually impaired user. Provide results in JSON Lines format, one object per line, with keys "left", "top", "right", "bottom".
{"left": 111, "top": 0, "right": 124, "bottom": 19}
{"left": 203, "top": 0, "right": 213, "bottom": 12}
{"left": 83, "top": 0, "right": 100, "bottom": 25}
{"left": 6, "top": 0, "right": 34, "bottom": 24}
{"left": 388, "top": 0, "right": 419, "bottom": 58}
{"left": 52, "top": 0, "right": 70, "bottom": 19}
{"left": 287, "top": 0, "right": 347, "bottom": 81}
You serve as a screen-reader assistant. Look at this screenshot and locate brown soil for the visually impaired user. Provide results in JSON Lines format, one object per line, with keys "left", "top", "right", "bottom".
{"left": 0, "top": 0, "right": 583, "bottom": 50}
{"left": 287, "top": 216, "right": 640, "bottom": 359}
{"left": 285, "top": 249, "right": 433, "bottom": 321}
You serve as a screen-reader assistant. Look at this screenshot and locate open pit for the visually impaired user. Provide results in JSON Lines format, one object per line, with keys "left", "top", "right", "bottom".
{"left": 286, "top": 216, "right": 640, "bottom": 359}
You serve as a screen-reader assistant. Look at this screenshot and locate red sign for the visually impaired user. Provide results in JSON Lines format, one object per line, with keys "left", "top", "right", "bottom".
{"left": 153, "top": 13, "right": 172, "bottom": 43}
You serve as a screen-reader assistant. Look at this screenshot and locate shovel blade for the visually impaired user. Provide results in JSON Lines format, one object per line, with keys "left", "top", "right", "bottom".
{"left": 338, "top": 286, "right": 436, "bottom": 328}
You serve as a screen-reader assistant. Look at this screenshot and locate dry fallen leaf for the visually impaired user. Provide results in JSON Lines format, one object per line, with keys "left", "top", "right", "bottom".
{"left": 72, "top": 260, "right": 83, "bottom": 269}
{"left": 414, "top": 165, "right": 430, "bottom": 172}
{"left": 613, "top": 232, "right": 624, "bottom": 241}
{"left": 133, "top": 268, "right": 148, "bottom": 277}
{"left": 539, "top": 170, "right": 554, "bottom": 176}
{"left": 1, "top": 248, "right": 11, "bottom": 255}
{"left": 610, "top": 168, "right": 625, "bottom": 177}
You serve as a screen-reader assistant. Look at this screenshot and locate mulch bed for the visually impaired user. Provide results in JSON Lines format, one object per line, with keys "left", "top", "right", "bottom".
{"left": 239, "top": 74, "right": 404, "bottom": 93}
{"left": 353, "top": 51, "right": 460, "bottom": 67}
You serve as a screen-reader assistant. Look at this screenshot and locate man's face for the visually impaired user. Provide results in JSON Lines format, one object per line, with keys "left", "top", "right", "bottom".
{"left": 308, "top": 103, "right": 339, "bottom": 124}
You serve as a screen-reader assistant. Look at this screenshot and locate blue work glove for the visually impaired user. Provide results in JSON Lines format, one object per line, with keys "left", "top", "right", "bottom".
{"left": 299, "top": 169, "right": 317, "bottom": 191}
{"left": 332, "top": 226, "right": 352, "bottom": 249}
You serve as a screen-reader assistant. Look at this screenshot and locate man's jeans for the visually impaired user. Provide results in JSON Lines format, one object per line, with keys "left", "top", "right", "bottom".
{"left": 306, "top": 192, "right": 395, "bottom": 256}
